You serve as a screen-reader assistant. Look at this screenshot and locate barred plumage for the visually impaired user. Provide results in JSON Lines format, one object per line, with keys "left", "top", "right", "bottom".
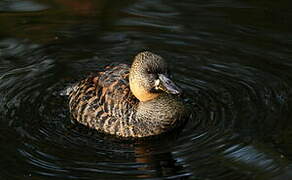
{"left": 68, "top": 51, "right": 187, "bottom": 138}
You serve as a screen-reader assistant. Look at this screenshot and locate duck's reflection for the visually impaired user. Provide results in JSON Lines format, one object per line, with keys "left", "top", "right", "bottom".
{"left": 134, "top": 143, "right": 188, "bottom": 179}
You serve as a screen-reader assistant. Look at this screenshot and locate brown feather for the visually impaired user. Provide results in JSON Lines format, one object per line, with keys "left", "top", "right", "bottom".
{"left": 69, "top": 52, "right": 187, "bottom": 138}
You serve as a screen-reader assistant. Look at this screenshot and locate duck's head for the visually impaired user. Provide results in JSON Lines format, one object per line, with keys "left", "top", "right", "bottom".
{"left": 129, "top": 51, "right": 182, "bottom": 102}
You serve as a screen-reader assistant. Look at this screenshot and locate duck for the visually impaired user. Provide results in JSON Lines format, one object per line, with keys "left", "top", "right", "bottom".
{"left": 68, "top": 51, "right": 187, "bottom": 138}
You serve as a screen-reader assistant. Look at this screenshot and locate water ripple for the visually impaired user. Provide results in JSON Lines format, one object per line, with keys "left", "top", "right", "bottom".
{"left": 0, "top": 0, "right": 48, "bottom": 12}
{"left": 1, "top": 0, "right": 292, "bottom": 179}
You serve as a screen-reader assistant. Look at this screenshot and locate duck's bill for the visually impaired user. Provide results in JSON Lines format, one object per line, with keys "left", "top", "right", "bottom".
{"left": 158, "top": 74, "right": 182, "bottom": 95}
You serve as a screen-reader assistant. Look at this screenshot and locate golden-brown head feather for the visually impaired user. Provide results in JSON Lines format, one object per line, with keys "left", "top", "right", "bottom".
{"left": 129, "top": 51, "right": 168, "bottom": 102}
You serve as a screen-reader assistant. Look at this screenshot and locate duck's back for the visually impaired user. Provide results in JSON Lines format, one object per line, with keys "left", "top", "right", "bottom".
{"left": 69, "top": 64, "right": 139, "bottom": 136}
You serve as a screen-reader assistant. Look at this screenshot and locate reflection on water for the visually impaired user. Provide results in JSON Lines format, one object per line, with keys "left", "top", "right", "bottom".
{"left": 0, "top": 0, "right": 47, "bottom": 12}
{"left": 1, "top": 0, "right": 292, "bottom": 180}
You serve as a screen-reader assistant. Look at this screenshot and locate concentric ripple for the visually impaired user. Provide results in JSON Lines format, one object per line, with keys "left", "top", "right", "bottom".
{"left": 1, "top": 0, "right": 292, "bottom": 180}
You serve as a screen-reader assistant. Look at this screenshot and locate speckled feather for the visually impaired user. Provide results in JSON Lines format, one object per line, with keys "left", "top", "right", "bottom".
{"left": 69, "top": 64, "right": 142, "bottom": 137}
{"left": 68, "top": 52, "right": 187, "bottom": 138}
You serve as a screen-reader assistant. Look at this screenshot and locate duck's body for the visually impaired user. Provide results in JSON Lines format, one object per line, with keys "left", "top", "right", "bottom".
{"left": 69, "top": 52, "right": 187, "bottom": 138}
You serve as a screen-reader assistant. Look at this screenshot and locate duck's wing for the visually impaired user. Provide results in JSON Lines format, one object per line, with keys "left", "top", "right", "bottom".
{"left": 68, "top": 64, "right": 138, "bottom": 133}
{"left": 95, "top": 64, "right": 138, "bottom": 117}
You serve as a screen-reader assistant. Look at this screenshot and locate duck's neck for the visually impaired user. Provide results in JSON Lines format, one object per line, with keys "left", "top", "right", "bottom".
{"left": 131, "top": 83, "right": 159, "bottom": 102}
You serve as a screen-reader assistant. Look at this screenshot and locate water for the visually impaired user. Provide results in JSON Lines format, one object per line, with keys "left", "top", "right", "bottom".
{"left": 1, "top": 0, "right": 292, "bottom": 179}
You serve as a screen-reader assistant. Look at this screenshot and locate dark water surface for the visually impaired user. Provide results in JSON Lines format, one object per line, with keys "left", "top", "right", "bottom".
{"left": 1, "top": 0, "right": 292, "bottom": 179}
